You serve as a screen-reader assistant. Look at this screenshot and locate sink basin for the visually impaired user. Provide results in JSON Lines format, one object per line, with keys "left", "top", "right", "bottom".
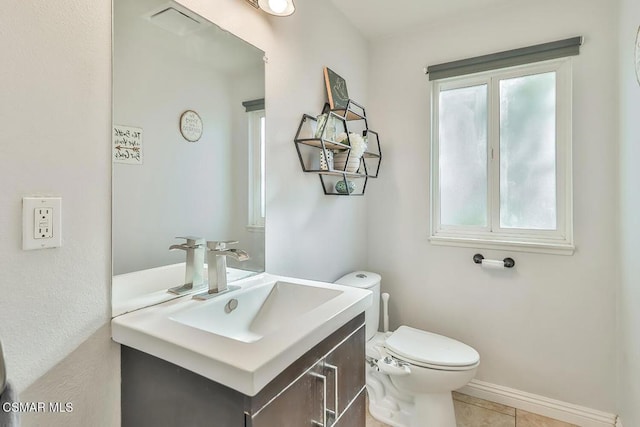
{"left": 111, "top": 273, "right": 371, "bottom": 395}
{"left": 171, "top": 281, "right": 342, "bottom": 343}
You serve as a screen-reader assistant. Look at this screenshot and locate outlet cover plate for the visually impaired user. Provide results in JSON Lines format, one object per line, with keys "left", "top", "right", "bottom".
{"left": 22, "top": 197, "right": 62, "bottom": 250}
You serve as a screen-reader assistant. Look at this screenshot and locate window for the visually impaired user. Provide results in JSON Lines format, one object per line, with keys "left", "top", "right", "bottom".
{"left": 248, "top": 109, "right": 266, "bottom": 229}
{"left": 430, "top": 59, "right": 573, "bottom": 254}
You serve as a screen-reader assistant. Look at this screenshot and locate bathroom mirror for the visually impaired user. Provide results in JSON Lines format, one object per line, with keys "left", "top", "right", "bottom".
{"left": 112, "top": 0, "right": 265, "bottom": 316}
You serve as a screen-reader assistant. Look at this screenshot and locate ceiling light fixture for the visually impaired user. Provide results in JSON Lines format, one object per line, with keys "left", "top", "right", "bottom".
{"left": 246, "top": 0, "right": 295, "bottom": 17}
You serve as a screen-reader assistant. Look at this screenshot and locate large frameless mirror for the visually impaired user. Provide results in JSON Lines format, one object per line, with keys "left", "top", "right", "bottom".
{"left": 112, "top": 0, "right": 266, "bottom": 316}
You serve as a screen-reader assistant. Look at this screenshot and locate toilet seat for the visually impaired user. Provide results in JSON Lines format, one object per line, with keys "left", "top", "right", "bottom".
{"left": 385, "top": 326, "right": 480, "bottom": 371}
{"left": 366, "top": 331, "right": 392, "bottom": 360}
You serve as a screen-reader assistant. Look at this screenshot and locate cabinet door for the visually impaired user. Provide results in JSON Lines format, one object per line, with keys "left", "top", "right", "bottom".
{"left": 248, "top": 363, "right": 326, "bottom": 427}
{"left": 333, "top": 388, "right": 366, "bottom": 427}
{"left": 323, "top": 325, "right": 366, "bottom": 422}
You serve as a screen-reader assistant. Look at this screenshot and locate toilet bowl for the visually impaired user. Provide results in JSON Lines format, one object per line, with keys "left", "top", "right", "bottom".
{"left": 335, "top": 272, "right": 480, "bottom": 427}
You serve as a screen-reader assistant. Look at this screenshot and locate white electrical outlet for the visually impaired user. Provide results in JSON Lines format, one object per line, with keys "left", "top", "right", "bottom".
{"left": 34, "top": 207, "right": 53, "bottom": 239}
{"left": 23, "top": 197, "right": 62, "bottom": 250}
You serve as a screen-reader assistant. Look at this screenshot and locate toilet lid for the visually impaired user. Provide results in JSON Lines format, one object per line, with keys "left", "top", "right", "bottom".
{"left": 385, "top": 326, "right": 480, "bottom": 370}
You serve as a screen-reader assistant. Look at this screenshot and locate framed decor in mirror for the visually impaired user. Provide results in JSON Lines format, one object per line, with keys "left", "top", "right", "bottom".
{"left": 112, "top": 0, "right": 266, "bottom": 316}
{"left": 179, "top": 110, "right": 203, "bottom": 142}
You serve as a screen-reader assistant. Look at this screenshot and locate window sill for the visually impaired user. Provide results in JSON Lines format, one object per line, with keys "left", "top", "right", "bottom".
{"left": 429, "top": 235, "right": 574, "bottom": 255}
{"left": 246, "top": 225, "right": 265, "bottom": 233}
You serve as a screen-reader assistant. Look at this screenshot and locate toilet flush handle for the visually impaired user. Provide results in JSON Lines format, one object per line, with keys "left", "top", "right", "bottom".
{"left": 377, "top": 356, "right": 411, "bottom": 376}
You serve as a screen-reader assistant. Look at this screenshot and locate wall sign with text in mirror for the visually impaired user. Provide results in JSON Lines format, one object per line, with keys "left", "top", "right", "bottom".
{"left": 179, "top": 110, "right": 203, "bottom": 142}
{"left": 113, "top": 125, "right": 143, "bottom": 165}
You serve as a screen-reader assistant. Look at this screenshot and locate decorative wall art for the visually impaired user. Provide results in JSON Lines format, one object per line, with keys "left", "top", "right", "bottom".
{"left": 179, "top": 110, "right": 203, "bottom": 142}
{"left": 293, "top": 66, "right": 382, "bottom": 196}
{"left": 323, "top": 67, "right": 350, "bottom": 110}
{"left": 113, "top": 125, "right": 143, "bottom": 165}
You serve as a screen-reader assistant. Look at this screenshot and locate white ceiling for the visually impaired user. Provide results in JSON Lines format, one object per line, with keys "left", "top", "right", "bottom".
{"left": 329, "top": 0, "right": 515, "bottom": 40}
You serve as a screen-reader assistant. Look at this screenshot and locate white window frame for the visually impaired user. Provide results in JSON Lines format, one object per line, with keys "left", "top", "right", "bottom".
{"left": 248, "top": 109, "right": 266, "bottom": 230}
{"left": 430, "top": 59, "right": 574, "bottom": 255}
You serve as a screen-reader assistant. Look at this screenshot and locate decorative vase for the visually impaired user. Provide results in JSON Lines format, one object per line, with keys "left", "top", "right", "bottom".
{"left": 333, "top": 151, "right": 361, "bottom": 173}
{"left": 320, "top": 150, "right": 334, "bottom": 171}
{"left": 335, "top": 180, "right": 356, "bottom": 194}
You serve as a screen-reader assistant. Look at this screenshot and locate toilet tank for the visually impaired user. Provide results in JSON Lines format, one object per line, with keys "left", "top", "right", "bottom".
{"left": 334, "top": 271, "right": 381, "bottom": 341}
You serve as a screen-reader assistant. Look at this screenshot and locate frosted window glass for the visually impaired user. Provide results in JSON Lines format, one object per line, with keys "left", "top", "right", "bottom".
{"left": 439, "top": 85, "right": 488, "bottom": 226}
{"left": 499, "top": 72, "right": 556, "bottom": 230}
{"left": 260, "top": 116, "right": 266, "bottom": 219}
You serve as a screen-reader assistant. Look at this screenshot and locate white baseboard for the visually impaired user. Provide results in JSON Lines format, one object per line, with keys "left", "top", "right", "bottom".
{"left": 458, "top": 379, "right": 618, "bottom": 427}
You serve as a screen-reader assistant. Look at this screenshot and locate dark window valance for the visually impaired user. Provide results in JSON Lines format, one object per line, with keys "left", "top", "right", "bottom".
{"left": 242, "top": 98, "right": 265, "bottom": 112}
{"left": 427, "top": 36, "right": 582, "bottom": 81}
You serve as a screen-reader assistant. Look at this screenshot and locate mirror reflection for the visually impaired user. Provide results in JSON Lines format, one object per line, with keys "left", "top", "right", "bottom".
{"left": 112, "top": 0, "right": 265, "bottom": 316}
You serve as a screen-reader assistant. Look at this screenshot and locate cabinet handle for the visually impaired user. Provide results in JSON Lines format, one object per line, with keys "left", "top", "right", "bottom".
{"left": 310, "top": 372, "right": 327, "bottom": 427}
{"left": 324, "top": 362, "right": 339, "bottom": 419}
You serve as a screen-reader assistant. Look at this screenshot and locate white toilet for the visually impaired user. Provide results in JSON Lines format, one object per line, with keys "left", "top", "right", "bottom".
{"left": 335, "top": 271, "right": 480, "bottom": 427}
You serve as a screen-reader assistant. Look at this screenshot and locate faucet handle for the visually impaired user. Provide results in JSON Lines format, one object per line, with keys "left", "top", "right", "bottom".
{"left": 170, "top": 236, "right": 205, "bottom": 250}
{"left": 206, "top": 240, "right": 239, "bottom": 251}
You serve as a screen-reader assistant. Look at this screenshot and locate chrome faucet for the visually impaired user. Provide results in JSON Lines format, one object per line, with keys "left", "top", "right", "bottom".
{"left": 167, "top": 236, "right": 205, "bottom": 295}
{"left": 193, "top": 240, "right": 249, "bottom": 300}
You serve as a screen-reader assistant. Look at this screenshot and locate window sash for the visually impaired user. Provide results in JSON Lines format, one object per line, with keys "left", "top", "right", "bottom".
{"left": 248, "top": 110, "right": 266, "bottom": 228}
{"left": 430, "top": 59, "right": 573, "bottom": 252}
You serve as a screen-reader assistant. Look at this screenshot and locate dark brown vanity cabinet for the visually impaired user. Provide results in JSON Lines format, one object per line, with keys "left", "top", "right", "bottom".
{"left": 324, "top": 324, "right": 366, "bottom": 421}
{"left": 121, "top": 313, "right": 366, "bottom": 427}
{"left": 246, "top": 363, "right": 323, "bottom": 427}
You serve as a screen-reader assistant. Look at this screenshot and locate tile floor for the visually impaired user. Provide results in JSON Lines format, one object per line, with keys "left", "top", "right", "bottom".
{"left": 365, "top": 391, "right": 579, "bottom": 427}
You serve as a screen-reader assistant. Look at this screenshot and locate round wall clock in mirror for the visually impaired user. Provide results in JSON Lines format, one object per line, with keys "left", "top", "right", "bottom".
{"left": 180, "top": 110, "right": 203, "bottom": 142}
